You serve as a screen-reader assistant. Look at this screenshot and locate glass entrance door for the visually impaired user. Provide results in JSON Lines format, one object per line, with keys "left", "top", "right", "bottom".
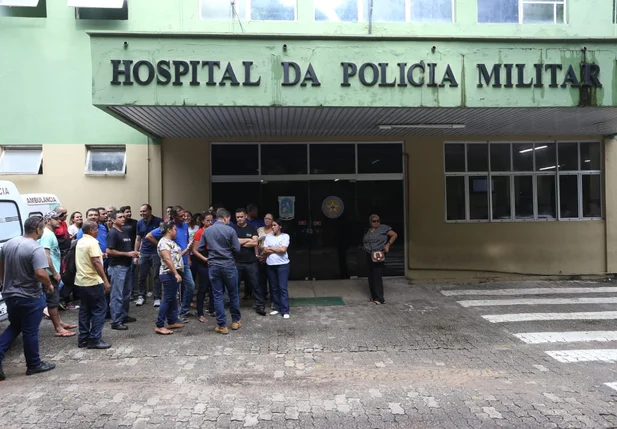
{"left": 211, "top": 142, "right": 406, "bottom": 280}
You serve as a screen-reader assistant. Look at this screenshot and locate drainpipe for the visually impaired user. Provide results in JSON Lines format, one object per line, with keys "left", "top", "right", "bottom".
{"left": 368, "top": 0, "right": 373, "bottom": 35}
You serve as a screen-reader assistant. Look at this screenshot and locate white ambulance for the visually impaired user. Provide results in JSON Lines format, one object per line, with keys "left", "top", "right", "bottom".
{"left": 0, "top": 181, "right": 30, "bottom": 322}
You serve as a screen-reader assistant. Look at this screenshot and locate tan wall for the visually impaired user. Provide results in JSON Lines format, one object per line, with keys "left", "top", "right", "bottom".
{"left": 407, "top": 136, "right": 607, "bottom": 281}
{"left": 2, "top": 143, "right": 163, "bottom": 218}
{"left": 161, "top": 139, "right": 211, "bottom": 213}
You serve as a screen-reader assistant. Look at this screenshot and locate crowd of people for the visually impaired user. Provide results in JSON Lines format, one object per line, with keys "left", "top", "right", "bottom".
{"left": 0, "top": 203, "right": 292, "bottom": 380}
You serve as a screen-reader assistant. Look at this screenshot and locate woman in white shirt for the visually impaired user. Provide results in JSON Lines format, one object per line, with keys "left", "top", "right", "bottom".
{"left": 263, "top": 218, "right": 291, "bottom": 319}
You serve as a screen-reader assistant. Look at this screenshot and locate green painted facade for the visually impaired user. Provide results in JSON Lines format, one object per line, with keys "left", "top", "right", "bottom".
{"left": 1, "top": 0, "right": 617, "bottom": 146}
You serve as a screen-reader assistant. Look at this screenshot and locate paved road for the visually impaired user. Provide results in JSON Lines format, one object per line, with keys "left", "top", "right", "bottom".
{"left": 1, "top": 279, "right": 617, "bottom": 428}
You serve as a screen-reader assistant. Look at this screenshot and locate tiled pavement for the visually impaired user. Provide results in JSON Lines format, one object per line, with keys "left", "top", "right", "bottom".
{"left": 1, "top": 278, "right": 617, "bottom": 428}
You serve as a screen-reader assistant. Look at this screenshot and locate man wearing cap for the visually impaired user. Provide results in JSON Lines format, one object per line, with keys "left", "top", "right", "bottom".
{"left": 38, "top": 211, "right": 76, "bottom": 338}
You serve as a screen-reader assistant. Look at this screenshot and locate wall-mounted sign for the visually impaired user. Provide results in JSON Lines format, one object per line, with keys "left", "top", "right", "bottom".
{"left": 278, "top": 196, "right": 295, "bottom": 221}
{"left": 322, "top": 196, "right": 344, "bottom": 219}
{"left": 110, "top": 60, "right": 601, "bottom": 89}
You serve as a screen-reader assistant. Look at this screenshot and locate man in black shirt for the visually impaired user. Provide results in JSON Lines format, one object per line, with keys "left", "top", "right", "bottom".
{"left": 106, "top": 211, "right": 139, "bottom": 330}
{"left": 232, "top": 208, "right": 266, "bottom": 316}
{"left": 120, "top": 206, "right": 139, "bottom": 302}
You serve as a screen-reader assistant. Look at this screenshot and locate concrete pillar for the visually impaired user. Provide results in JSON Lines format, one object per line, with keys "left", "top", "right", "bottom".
{"left": 605, "top": 137, "right": 617, "bottom": 273}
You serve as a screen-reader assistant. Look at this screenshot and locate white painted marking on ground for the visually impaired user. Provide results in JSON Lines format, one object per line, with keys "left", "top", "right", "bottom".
{"left": 604, "top": 382, "right": 617, "bottom": 391}
{"left": 442, "top": 287, "right": 617, "bottom": 296}
{"left": 514, "top": 331, "right": 617, "bottom": 344}
{"left": 458, "top": 297, "right": 617, "bottom": 307}
{"left": 483, "top": 311, "right": 617, "bottom": 323}
{"left": 545, "top": 349, "right": 617, "bottom": 363}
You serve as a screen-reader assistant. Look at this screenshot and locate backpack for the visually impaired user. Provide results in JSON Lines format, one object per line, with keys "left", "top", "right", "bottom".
{"left": 61, "top": 241, "right": 78, "bottom": 287}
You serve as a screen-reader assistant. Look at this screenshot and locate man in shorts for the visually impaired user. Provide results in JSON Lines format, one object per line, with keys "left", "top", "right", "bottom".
{"left": 39, "top": 211, "right": 76, "bottom": 338}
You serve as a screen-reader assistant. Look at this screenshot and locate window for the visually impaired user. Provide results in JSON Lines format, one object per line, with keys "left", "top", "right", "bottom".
{"left": 200, "top": 0, "right": 296, "bottom": 21}
{"left": 358, "top": 143, "right": 403, "bottom": 174}
{"left": 261, "top": 144, "right": 307, "bottom": 175}
{"left": 0, "top": 146, "right": 43, "bottom": 175}
{"left": 0, "top": 0, "right": 46, "bottom": 18}
{"left": 314, "top": 0, "right": 453, "bottom": 22}
{"left": 444, "top": 141, "right": 602, "bottom": 222}
{"left": 86, "top": 146, "right": 126, "bottom": 175}
{"left": 478, "top": 0, "right": 566, "bottom": 24}
{"left": 310, "top": 144, "right": 355, "bottom": 174}
{"left": 0, "top": 201, "right": 23, "bottom": 243}
{"left": 211, "top": 144, "right": 258, "bottom": 176}
{"left": 71, "top": 0, "right": 128, "bottom": 20}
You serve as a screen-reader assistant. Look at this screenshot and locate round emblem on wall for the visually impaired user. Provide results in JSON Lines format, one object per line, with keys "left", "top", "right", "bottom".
{"left": 322, "top": 196, "right": 344, "bottom": 219}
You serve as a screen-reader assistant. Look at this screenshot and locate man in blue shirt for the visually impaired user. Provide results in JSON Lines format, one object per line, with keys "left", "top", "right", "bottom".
{"left": 76, "top": 208, "right": 108, "bottom": 256}
{"left": 146, "top": 205, "right": 195, "bottom": 319}
{"left": 134, "top": 204, "right": 163, "bottom": 307}
{"left": 246, "top": 204, "right": 265, "bottom": 229}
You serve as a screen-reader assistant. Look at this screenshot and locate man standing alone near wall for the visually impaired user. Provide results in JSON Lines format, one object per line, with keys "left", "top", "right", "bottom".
{"left": 76, "top": 221, "right": 112, "bottom": 349}
{"left": 0, "top": 217, "right": 56, "bottom": 380}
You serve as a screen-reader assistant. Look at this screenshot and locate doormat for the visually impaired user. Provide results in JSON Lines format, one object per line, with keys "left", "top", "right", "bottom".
{"left": 290, "top": 297, "right": 345, "bottom": 307}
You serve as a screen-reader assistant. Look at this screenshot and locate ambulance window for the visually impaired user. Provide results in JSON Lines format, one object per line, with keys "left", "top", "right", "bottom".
{"left": 0, "top": 201, "right": 23, "bottom": 243}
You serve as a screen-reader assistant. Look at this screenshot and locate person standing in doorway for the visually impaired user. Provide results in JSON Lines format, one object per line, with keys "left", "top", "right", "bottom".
{"left": 264, "top": 219, "right": 291, "bottom": 319}
{"left": 39, "top": 211, "right": 76, "bottom": 338}
{"left": 193, "top": 213, "right": 214, "bottom": 323}
{"left": 146, "top": 206, "right": 195, "bottom": 319}
{"left": 205, "top": 209, "right": 241, "bottom": 334}
{"left": 107, "top": 210, "right": 139, "bottom": 330}
{"left": 155, "top": 221, "right": 188, "bottom": 335}
{"left": 363, "top": 214, "right": 398, "bottom": 305}
{"left": 135, "top": 204, "right": 163, "bottom": 307}
{"left": 246, "top": 204, "right": 265, "bottom": 229}
{"left": 75, "top": 221, "right": 111, "bottom": 349}
{"left": 233, "top": 208, "right": 266, "bottom": 315}
{"left": 257, "top": 213, "right": 274, "bottom": 302}
{"left": 0, "top": 217, "right": 56, "bottom": 380}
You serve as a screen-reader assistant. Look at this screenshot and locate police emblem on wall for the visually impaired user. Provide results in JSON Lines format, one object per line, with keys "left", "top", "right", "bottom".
{"left": 278, "top": 196, "right": 295, "bottom": 220}
{"left": 322, "top": 196, "right": 344, "bottom": 219}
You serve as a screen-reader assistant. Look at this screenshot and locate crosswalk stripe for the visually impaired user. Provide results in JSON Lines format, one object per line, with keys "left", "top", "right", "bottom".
{"left": 605, "top": 382, "right": 617, "bottom": 391}
{"left": 514, "top": 331, "right": 617, "bottom": 344}
{"left": 458, "top": 297, "right": 617, "bottom": 307}
{"left": 442, "top": 287, "right": 617, "bottom": 297}
{"left": 483, "top": 311, "right": 617, "bottom": 323}
{"left": 545, "top": 349, "right": 617, "bottom": 363}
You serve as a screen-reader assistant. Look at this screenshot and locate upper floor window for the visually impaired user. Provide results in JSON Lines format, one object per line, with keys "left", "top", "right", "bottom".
{"left": 201, "top": 0, "right": 296, "bottom": 21}
{"left": 478, "top": 0, "right": 566, "bottom": 24}
{"left": 0, "top": 0, "right": 46, "bottom": 18}
{"left": 69, "top": 0, "right": 128, "bottom": 20}
{"left": 314, "top": 0, "right": 453, "bottom": 23}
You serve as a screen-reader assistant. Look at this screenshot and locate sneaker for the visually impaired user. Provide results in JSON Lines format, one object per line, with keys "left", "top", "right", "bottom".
{"left": 269, "top": 310, "right": 279, "bottom": 316}
{"left": 123, "top": 316, "right": 137, "bottom": 324}
{"left": 111, "top": 323, "right": 128, "bottom": 331}
{"left": 177, "top": 317, "right": 189, "bottom": 324}
{"left": 135, "top": 296, "right": 145, "bottom": 306}
{"left": 153, "top": 299, "right": 161, "bottom": 307}
{"left": 215, "top": 326, "right": 229, "bottom": 334}
{"left": 66, "top": 303, "right": 80, "bottom": 310}
{"left": 283, "top": 314, "right": 290, "bottom": 319}
{"left": 231, "top": 321, "right": 241, "bottom": 330}
{"left": 146, "top": 292, "right": 153, "bottom": 298}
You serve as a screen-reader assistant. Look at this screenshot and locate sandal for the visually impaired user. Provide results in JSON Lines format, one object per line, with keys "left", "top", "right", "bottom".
{"left": 198, "top": 316, "right": 207, "bottom": 323}
{"left": 155, "top": 327, "right": 173, "bottom": 335}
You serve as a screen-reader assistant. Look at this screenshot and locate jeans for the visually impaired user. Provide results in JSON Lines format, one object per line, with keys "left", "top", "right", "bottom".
{"left": 0, "top": 294, "right": 46, "bottom": 368}
{"left": 76, "top": 284, "right": 107, "bottom": 344}
{"left": 258, "top": 262, "right": 270, "bottom": 299}
{"left": 195, "top": 261, "right": 214, "bottom": 317}
{"left": 268, "top": 263, "right": 290, "bottom": 315}
{"left": 137, "top": 254, "right": 161, "bottom": 299}
{"left": 157, "top": 272, "right": 181, "bottom": 328}
{"left": 109, "top": 265, "right": 131, "bottom": 325}
{"left": 366, "top": 254, "right": 385, "bottom": 303}
{"left": 237, "top": 262, "right": 265, "bottom": 311}
{"left": 209, "top": 265, "right": 241, "bottom": 327}
{"left": 179, "top": 268, "right": 195, "bottom": 315}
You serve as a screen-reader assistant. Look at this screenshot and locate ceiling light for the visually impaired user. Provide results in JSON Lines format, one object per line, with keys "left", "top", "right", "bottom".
{"left": 539, "top": 165, "right": 556, "bottom": 171}
{"left": 519, "top": 145, "right": 547, "bottom": 154}
{"left": 378, "top": 124, "right": 465, "bottom": 130}
{"left": 584, "top": 159, "right": 591, "bottom": 163}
